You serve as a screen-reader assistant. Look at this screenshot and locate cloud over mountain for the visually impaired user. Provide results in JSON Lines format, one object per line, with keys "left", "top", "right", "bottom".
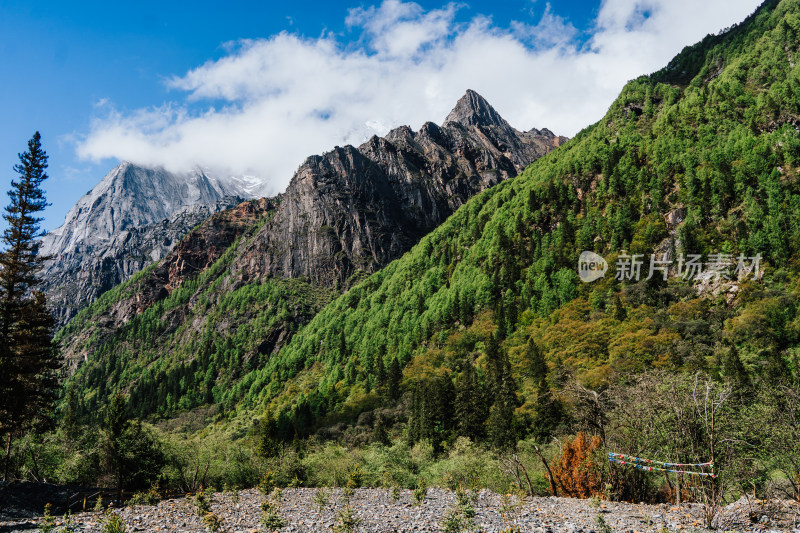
{"left": 76, "top": 0, "right": 761, "bottom": 193}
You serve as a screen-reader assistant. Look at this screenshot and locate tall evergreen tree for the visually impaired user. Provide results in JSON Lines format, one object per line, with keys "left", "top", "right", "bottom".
{"left": 526, "top": 338, "right": 564, "bottom": 441}
{"left": 0, "top": 132, "right": 59, "bottom": 479}
{"left": 485, "top": 332, "right": 519, "bottom": 448}
{"left": 454, "top": 361, "right": 486, "bottom": 441}
{"left": 387, "top": 357, "right": 401, "bottom": 401}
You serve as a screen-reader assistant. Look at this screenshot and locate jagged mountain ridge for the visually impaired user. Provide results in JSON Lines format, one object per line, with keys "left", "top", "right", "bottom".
{"left": 40, "top": 164, "right": 262, "bottom": 325}
{"left": 58, "top": 91, "right": 567, "bottom": 418}
{"left": 231, "top": 89, "right": 566, "bottom": 287}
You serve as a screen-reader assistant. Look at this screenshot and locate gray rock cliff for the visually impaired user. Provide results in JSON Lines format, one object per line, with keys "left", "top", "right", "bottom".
{"left": 231, "top": 89, "right": 567, "bottom": 287}
{"left": 40, "top": 163, "right": 256, "bottom": 325}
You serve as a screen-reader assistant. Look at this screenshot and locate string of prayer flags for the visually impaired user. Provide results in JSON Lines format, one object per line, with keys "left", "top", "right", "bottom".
{"left": 608, "top": 453, "right": 716, "bottom": 478}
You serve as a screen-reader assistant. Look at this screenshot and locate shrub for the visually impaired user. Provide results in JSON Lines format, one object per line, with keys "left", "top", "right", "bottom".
{"left": 552, "top": 433, "right": 603, "bottom": 498}
{"left": 440, "top": 507, "right": 471, "bottom": 532}
{"left": 260, "top": 498, "right": 286, "bottom": 531}
{"left": 424, "top": 437, "right": 507, "bottom": 492}
{"left": 194, "top": 487, "right": 212, "bottom": 514}
{"left": 223, "top": 483, "right": 240, "bottom": 504}
{"left": 302, "top": 442, "right": 360, "bottom": 487}
{"left": 127, "top": 484, "right": 160, "bottom": 506}
{"left": 202, "top": 511, "right": 222, "bottom": 532}
{"left": 258, "top": 470, "right": 277, "bottom": 495}
{"left": 313, "top": 488, "right": 331, "bottom": 512}
{"left": 102, "top": 511, "right": 127, "bottom": 533}
{"left": 332, "top": 503, "right": 361, "bottom": 533}
{"left": 595, "top": 514, "right": 612, "bottom": 533}
{"left": 346, "top": 465, "right": 363, "bottom": 488}
{"left": 412, "top": 478, "right": 427, "bottom": 506}
{"left": 455, "top": 487, "right": 476, "bottom": 519}
{"left": 40, "top": 503, "right": 55, "bottom": 533}
{"left": 440, "top": 487, "right": 476, "bottom": 532}
{"left": 498, "top": 492, "right": 520, "bottom": 525}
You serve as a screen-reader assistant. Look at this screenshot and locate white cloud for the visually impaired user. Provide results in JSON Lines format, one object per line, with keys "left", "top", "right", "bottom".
{"left": 76, "top": 0, "right": 763, "bottom": 194}
{"left": 511, "top": 3, "right": 578, "bottom": 48}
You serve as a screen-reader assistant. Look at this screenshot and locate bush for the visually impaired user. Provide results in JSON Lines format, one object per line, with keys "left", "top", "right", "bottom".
{"left": 40, "top": 503, "right": 55, "bottom": 533}
{"left": 440, "top": 507, "right": 472, "bottom": 532}
{"left": 203, "top": 511, "right": 222, "bottom": 532}
{"left": 260, "top": 496, "right": 286, "bottom": 530}
{"left": 332, "top": 503, "right": 361, "bottom": 533}
{"left": 302, "top": 442, "right": 360, "bottom": 487}
{"left": 552, "top": 433, "right": 603, "bottom": 498}
{"left": 360, "top": 441, "right": 418, "bottom": 488}
{"left": 423, "top": 437, "right": 507, "bottom": 492}
{"left": 312, "top": 488, "right": 331, "bottom": 512}
{"left": 102, "top": 511, "right": 127, "bottom": 533}
{"left": 194, "top": 487, "right": 212, "bottom": 514}
{"left": 127, "top": 484, "right": 160, "bottom": 506}
{"left": 163, "top": 433, "right": 262, "bottom": 492}
{"left": 412, "top": 478, "right": 427, "bottom": 506}
{"left": 258, "top": 470, "right": 277, "bottom": 494}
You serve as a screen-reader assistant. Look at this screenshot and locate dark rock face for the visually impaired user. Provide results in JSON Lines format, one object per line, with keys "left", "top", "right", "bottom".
{"left": 232, "top": 90, "right": 566, "bottom": 287}
{"left": 39, "top": 163, "right": 256, "bottom": 326}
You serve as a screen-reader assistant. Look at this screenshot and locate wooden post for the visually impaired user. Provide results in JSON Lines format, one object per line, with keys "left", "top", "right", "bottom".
{"left": 83, "top": 496, "right": 87, "bottom": 510}
{"left": 676, "top": 473, "right": 681, "bottom": 506}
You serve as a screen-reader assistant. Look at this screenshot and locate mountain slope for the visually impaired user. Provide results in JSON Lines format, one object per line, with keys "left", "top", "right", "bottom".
{"left": 59, "top": 91, "right": 565, "bottom": 420}
{"left": 217, "top": 0, "right": 800, "bottom": 432}
{"left": 40, "top": 163, "right": 261, "bottom": 325}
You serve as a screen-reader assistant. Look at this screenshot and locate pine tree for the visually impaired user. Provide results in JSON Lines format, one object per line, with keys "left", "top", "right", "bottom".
{"left": 0, "top": 132, "right": 59, "bottom": 479}
{"left": 454, "top": 362, "right": 486, "bottom": 441}
{"left": 526, "top": 339, "right": 547, "bottom": 388}
{"left": 610, "top": 294, "right": 627, "bottom": 321}
{"left": 338, "top": 328, "right": 348, "bottom": 360}
{"left": 372, "top": 414, "right": 390, "bottom": 445}
{"left": 722, "top": 344, "right": 750, "bottom": 390}
{"left": 103, "top": 394, "right": 164, "bottom": 493}
{"left": 387, "top": 357, "right": 401, "bottom": 400}
{"left": 375, "top": 344, "right": 387, "bottom": 388}
{"left": 526, "top": 338, "right": 564, "bottom": 441}
{"left": 485, "top": 332, "right": 518, "bottom": 448}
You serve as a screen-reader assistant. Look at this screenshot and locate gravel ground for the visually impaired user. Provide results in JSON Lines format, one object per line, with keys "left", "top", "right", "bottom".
{"left": 2, "top": 488, "right": 799, "bottom": 532}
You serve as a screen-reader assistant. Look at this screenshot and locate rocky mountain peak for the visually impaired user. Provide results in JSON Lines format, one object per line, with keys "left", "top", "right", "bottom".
{"left": 444, "top": 89, "right": 510, "bottom": 129}
{"left": 40, "top": 162, "right": 259, "bottom": 326}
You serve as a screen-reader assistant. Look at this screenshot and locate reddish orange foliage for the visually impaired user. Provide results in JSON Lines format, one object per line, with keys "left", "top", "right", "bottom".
{"left": 552, "top": 432, "right": 604, "bottom": 498}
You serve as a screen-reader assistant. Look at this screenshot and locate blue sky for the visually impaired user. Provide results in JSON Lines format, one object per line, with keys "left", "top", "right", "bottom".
{"left": 0, "top": 0, "right": 760, "bottom": 231}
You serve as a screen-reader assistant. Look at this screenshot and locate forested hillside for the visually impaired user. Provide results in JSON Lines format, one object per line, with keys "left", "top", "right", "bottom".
{"left": 24, "top": 0, "right": 800, "bottom": 518}
{"left": 195, "top": 0, "right": 800, "bottom": 502}
{"left": 58, "top": 92, "right": 563, "bottom": 422}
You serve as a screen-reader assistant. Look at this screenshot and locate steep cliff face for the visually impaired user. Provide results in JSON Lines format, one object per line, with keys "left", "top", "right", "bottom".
{"left": 40, "top": 163, "right": 260, "bottom": 325}
{"left": 232, "top": 89, "right": 566, "bottom": 287}
{"left": 58, "top": 90, "right": 567, "bottom": 419}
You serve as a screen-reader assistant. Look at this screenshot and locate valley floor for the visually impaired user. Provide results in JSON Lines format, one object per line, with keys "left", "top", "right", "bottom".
{"left": 2, "top": 488, "right": 799, "bottom": 532}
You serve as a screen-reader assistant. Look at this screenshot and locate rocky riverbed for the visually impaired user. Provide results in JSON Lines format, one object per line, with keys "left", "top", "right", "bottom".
{"left": 2, "top": 487, "right": 799, "bottom": 532}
